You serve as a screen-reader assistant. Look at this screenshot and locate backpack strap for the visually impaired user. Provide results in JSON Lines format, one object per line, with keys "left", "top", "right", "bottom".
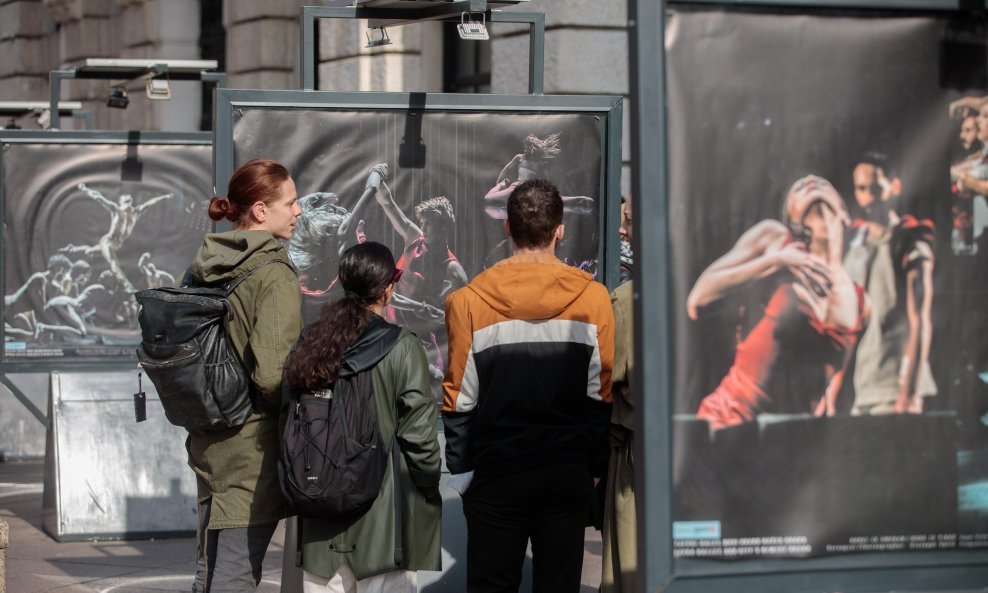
{"left": 223, "top": 259, "right": 294, "bottom": 296}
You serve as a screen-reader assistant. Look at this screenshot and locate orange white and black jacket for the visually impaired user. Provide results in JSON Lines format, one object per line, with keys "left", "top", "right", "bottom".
{"left": 441, "top": 252, "right": 614, "bottom": 477}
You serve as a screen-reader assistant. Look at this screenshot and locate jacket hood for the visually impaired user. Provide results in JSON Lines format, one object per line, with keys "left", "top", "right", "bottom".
{"left": 339, "top": 314, "right": 403, "bottom": 378}
{"left": 465, "top": 254, "right": 595, "bottom": 319}
{"left": 191, "top": 230, "right": 287, "bottom": 284}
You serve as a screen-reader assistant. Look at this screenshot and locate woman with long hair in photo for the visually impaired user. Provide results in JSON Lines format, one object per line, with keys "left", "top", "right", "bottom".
{"left": 483, "top": 132, "right": 594, "bottom": 219}
{"left": 187, "top": 158, "right": 304, "bottom": 592}
{"left": 687, "top": 175, "right": 870, "bottom": 429}
{"left": 283, "top": 241, "right": 441, "bottom": 593}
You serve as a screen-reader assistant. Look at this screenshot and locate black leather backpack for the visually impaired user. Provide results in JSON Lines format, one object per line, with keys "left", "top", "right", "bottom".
{"left": 135, "top": 260, "right": 288, "bottom": 431}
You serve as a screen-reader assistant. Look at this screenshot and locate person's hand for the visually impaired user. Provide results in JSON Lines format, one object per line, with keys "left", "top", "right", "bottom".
{"left": 775, "top": 242, "right": 832, "bottom": 297}
{"left": 894, "top": 394, "right": 922, "bottom": 414}
{"left": 355, "top": 219, "right": 366, "bottom": 244}
{"left": 948, "top": 96, "right": 986, "bottom": 119}
{"left": 366, "top": 163, "right": 389, "bottom": 189}
{"left": 813, "top": 394, "right": 835, "bottom": 417}
{"left": 420, "top": 302, "right": 445, "bottom": 321}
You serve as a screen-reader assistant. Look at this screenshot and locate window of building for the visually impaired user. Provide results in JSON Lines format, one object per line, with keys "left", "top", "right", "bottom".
{"left": 443, "top": 23, "right": 491, "bottom": 93}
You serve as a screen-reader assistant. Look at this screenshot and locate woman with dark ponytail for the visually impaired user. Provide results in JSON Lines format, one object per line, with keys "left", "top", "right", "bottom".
{"left": 187, "top": 158, "right": 304, "bottom": 592}
{"left": 284, "top": 241, "right": 441, "bottom": 593}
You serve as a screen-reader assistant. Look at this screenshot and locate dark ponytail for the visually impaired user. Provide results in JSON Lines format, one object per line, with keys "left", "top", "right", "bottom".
{"left": 284, "top": 242, "right": 397, "bottom": 391}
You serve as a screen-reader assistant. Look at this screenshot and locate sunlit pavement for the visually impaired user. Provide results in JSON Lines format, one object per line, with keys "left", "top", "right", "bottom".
{"left": 1, "top": 460, "right": 603, "bottom": 593}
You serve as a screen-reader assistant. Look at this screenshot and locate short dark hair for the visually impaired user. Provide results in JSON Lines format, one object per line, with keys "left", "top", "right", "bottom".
{"left": 857, "top": 151, "right": 899, "bottom": 180}
{"left": 507, "top": 179, "right": 563, "bottom": 249}
{"left": 415, "top": 196, "right": 455, "bottom": 229}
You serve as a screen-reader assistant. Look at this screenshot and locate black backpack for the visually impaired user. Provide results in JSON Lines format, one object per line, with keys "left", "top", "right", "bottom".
{"left": 279, "top": 369, "right": 393, "bottom": 520}
{"left": 135, "top": 260, "right": 288, "bottom": 432}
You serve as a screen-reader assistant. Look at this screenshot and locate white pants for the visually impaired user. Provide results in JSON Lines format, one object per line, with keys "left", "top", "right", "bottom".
{"left": 302, "top": 564, "right": 417, "bottom": 593}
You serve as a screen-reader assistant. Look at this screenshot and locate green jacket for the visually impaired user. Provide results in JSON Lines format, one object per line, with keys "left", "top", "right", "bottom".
{"left": 185, "top": 230, "right": 303, "bottom": 528}
{"left": 610, "top": 281, "right": 635, "bottom": 436}
{"left": 298, "top": 328, "right": 442, "bottom": 580}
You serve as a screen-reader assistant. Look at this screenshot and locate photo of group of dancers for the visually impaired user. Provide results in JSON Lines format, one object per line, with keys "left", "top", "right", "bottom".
{"left": 1, "top": 142, "right": 213, "bottom": 360}
{"left": 1, "top": 116, "right": 604, "bottom": 395}
{"left": 231, "top": 108, "right": 605, "bottom": 400}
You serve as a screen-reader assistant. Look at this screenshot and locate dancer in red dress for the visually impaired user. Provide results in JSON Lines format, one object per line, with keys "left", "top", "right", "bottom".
{"left": 687, "top": 175, "right": 870, "bottom": 429}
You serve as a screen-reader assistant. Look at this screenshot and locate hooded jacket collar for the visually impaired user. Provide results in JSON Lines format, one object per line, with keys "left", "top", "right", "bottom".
{"left": 190, "top": 230, "right": 289, "bottom": 285}
{"left": 466, "top": 252, "right": 595, "bottom": 319}
{"left": 339, "top": 314, "right": 403, "bottom": 378}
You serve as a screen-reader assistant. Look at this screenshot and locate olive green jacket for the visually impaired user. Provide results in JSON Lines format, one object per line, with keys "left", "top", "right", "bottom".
{"left": 299, "top": 330, "right": 442, "bottom": 580}
{"left": 185, "top": 230, "right": 303, "bottom": 528}
{"left": 610, "top": 281, "right": 635, "bottom": 435}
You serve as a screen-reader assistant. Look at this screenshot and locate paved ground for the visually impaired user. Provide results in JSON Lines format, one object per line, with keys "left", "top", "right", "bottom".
{"left": 0, "top": 459, "right": 603, "bottom": 593}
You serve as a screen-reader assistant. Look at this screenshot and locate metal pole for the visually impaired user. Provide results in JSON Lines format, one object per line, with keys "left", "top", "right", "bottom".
{"left": 628, "top": 0, "right": 671, "bottom": 591}
{"left": 488, "top": 11, "right": 545, "bottom": 95}
{"left": 0, "top": 373, "right": 48, "bottom": 429}
{"left": 48, "top": 70, "right": 74, "bottom": 130}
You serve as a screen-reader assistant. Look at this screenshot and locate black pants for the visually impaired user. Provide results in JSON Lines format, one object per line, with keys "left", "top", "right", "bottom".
{"left": 192, "top": 498, "right": 278, "bottom": 593}
{"left": 463, "top": 462, "right": 593, "bottom": 593}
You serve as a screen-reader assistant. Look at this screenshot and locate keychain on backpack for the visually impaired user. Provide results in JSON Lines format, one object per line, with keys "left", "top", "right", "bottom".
{"left": 134, "top": 370, "right": 147, "bottom": 423}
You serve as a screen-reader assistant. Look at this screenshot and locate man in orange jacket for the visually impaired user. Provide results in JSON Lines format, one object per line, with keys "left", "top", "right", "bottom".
{"left": 442, "top": 179, "right": 614, "bottom": 593}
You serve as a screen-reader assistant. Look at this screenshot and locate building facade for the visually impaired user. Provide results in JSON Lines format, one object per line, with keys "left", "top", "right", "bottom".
{"left": 0, "top": 0, "right": 628, "bottom": 185}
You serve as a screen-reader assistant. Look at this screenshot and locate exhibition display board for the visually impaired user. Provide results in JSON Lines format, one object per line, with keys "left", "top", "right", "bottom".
{"left": 214, "top": 90, "right": 624, "bottom": 402}
{"left": 0, "top": 131, "right": 213, "bottom": 371}
{"left": 630, "top": 1, "right": 988, "bottom": 591}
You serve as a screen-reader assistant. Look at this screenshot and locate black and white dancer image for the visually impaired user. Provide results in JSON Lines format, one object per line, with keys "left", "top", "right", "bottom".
{"left": 4, "top": 254, "right": 104, "bottom": 339}
{"left": 287, "top": 164, "right": 388, "bottom": 301}
{"left": 484, "top": 133, "right": 595, "bottom": 219}
{"left": 482, "top": 132, "right": 597, "bottom": 269}
{"left": 60, "top": 183, "right": 174, "bottom": 293}
{"left": 138, "top": 252, "right": 176, "bottom": 289}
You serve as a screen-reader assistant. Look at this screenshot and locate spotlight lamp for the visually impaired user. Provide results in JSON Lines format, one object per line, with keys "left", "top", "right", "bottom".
{"left": 107, "top": 85, "right": 129, "bottom": 109}
{"left": 457, "top": 12, "right": 490, "bottom": 41}
{"left": 365, "top": 27, "right": 392, "bottom": 48}
{"left": 35, "top": 108, "right": 51, "bottom": 129}
{"left": 145, "top": 77, "right": 171, "bottom": 101}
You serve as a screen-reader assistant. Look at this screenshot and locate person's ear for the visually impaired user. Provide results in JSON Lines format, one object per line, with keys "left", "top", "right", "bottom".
{"left": 554, "top": 224, "right": 565, "bottom": 243}
{"left": 503, "top": 220, "right": 511, "bottom": 237}
{"left": 250, "top": 200, "right": 267, "bottom": 223}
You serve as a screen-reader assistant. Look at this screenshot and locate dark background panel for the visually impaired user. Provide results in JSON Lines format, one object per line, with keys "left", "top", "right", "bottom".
{"left": 232, "top": 108, "right": 604, "bottom": 281}
{"left": 2, "top": 141, "right": 213, "bottom": 361}
{"left": 665, "top": 6, "right": 988, "bottom": 559}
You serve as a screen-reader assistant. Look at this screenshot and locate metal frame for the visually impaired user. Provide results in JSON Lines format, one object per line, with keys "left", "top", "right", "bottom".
{"left": 0, "top": 129, "right": 211, "bottom": 386}
{"left": 48, "top": 59, "right": 227, "bottom": 130}
{"left": 630, "top": 1, "right": 988, "bottom": 592}
{"left": 299, "top": 3, "right": 545, "bottom": 94}
{"left": 213, "top": 88, "right": 624, "bottom": 289}
{"left": 0, "top": 102, "right": 92, "bottom": 131}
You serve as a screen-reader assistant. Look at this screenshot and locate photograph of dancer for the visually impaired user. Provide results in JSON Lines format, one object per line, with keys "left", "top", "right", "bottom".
{"left": 370, "top": 167, "right": 468, "bottom": 393}
{"left": 1, "top": 139, "right": 212, "bottom": 362}
{"left": 482, "top": 132, "right": 597, "bottom": 268}
{"left": 687, "top": 175, "right": 869, "bottom": 430}
{"left": 287, "top": 163, "right": 388, "bottom": 307}
{"left": 949, "top": 97, "right": 988, "bottom": 255}
{"left": 845, "top": 153, "right": 936, "bottom": 415}
{"left": 59, "top": 183, "right": 174, "bottom": 294}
